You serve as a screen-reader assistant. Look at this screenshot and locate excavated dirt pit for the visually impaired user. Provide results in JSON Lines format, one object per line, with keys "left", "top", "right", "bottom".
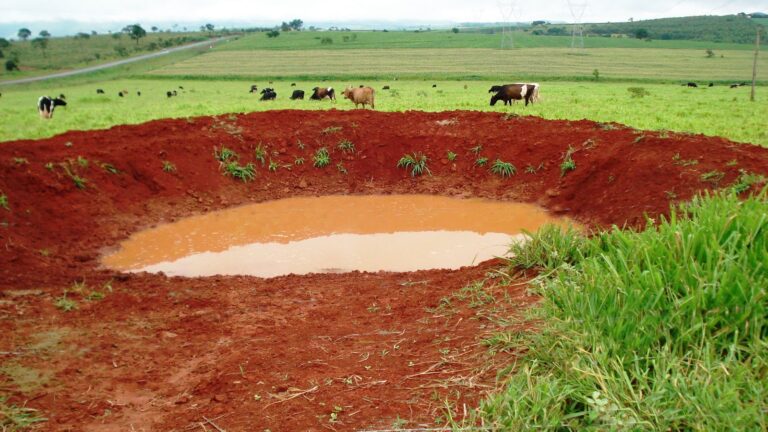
{"left": 103, "top": 195, "right": 573, "bottom": 278}
{"left": 1, "top": 110, "right": 768, "bottom": 431}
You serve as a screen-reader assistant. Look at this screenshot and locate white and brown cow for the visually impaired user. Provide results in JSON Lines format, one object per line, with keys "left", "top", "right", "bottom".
{"left": 490, "top": 84, "right": 534, "bottom": 106}
{"left": 37, "top": 96, "right": 67, "bottom": 119}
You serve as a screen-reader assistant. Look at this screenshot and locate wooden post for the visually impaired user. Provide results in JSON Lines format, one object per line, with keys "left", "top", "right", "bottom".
{"left": 751, "top": 27, "right": 761, "bottom": 102}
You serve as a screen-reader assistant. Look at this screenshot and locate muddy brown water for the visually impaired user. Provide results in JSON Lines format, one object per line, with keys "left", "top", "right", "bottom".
{"left": 102, "top": 195, "right": 573, "bottom": 277}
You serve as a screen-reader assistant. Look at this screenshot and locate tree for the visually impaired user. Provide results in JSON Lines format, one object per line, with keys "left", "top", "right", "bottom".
{"left": 205, "top": 23, "right": 215, "bottom": 35}
{"left": 5, "top": 59, "right": 19, "bottom": 71}
{"left": 31, "top": 37, "right": 49, "bottom": 57}
{"left": 634, "top": 28, "right": 649, "bottom": 39}
{"left": 0, "top": 49, "right": 4, "bottom": 59}
{"left": 151, "top": 26, "right": 159, "bottom": 32}
{"left": 0, "top": 38, "right": 9, "bottom": 49}
{"left": 18, "top": 28, "right": 31, "bottom": 41}
{"left": 266, "top": 30, "right": 280, "bottom": 38}
{"left": 452, "top": 27, "right": 459, "bottom": 33}
{"left": 289, "top": 19, "right": 303, "bottom": 31}
{"left": 39, "top": 30, "right": 51, "bottom": 38}
{"left": 125, "top": 24, "right": 147, "bottom": 45}
{"left": 281, "top": 22, "right": 291, "bottom": 32}
{"left": 75, "top": 32, "right": 90, "bottom": 40}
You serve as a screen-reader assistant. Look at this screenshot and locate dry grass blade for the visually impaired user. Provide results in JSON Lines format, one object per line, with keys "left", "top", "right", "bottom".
{"left": 264, "top": 385, "right": 319, "bottom": 408}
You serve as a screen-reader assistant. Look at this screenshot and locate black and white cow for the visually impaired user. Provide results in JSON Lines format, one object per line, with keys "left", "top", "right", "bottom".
{"left": 38, "top": 96, "right": 67, "bottom": 119}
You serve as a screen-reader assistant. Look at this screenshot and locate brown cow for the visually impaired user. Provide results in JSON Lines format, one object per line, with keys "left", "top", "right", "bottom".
{"left": 310, "top": 87, "right": 336, "bottom": 100}
{"left": 490, "top": 84, "right": 533, "bottom": 106}
{"left": 342, "top": 86, "right": 375, "bottom": 109}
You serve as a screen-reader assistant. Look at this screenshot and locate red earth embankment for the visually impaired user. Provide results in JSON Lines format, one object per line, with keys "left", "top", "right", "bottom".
{"left": 1, "top": 110, "right": 767, "bottom": 431}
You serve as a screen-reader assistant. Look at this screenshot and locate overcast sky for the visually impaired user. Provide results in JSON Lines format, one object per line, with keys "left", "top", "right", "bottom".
{"left": 0, "top": 0, "right": 765, "bottom": 25}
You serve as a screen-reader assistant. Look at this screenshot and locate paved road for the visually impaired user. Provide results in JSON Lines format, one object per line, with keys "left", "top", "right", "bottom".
{"left": 0, "top": 37, "right": 229, "bottom": 87}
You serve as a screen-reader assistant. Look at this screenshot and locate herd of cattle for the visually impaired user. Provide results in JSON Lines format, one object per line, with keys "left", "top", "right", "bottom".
{"left": 33, "top": 79, "right": 751, "bottom": 119}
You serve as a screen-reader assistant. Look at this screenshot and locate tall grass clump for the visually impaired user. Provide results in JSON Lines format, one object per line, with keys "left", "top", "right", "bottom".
{"left": 476, "top": 191, "right": 768, "bottom": 431}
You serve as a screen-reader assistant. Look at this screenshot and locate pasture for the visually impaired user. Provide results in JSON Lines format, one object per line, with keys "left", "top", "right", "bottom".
{"left": 151, "top": 47, "right": 767, "bottom": 82}
{"left": 1, "top": 79, "right": 766, "bottom": 146}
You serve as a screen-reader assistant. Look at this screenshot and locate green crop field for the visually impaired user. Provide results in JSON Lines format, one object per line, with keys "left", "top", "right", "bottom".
{"left": 216, "top": 29, "right": 761, "bottom": 51}
{"left": 1, "top": 79, "right": 766, "bottom": 146}
{"left": 149, "top": 47, "right": 767, "bottom": 82}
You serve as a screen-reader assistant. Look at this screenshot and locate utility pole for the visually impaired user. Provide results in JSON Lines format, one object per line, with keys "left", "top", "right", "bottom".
{"left": 751, "top": 27, "right": 761, "bottom": 102}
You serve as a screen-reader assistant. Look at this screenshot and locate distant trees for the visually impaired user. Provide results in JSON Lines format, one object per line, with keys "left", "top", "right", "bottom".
{"left": 6, "top": 59, "right": 19, "bottom": 71}
{"left": 151, "top": 26, "right": 159, "bottom": 32}
{"left": 124, "top": 24, "right": 147, "bottom": 45}
{"left": 280, "top": 19, "right": 304, "bottom": 31}
{"left": 266, "top": 30, "right": 280, "bottom": 38}
{"left": 39, "top": 30, "right": 51, "bottom": 38}
{"left": 634, "top": 28, "right": 650, "bottom": 39}
{"left": 18, "top": 28, "right": 32, "bottom": 41}
{"left": 205, "top": 23, "right": 215, "bottom": 35}
{"left": 452, "top": 27, "right": 459, "bottom": 34}
{"left": 0, "top": 38, "right": 9, "bottom": 49}
{"left": 114, "top": 46, "right": 129, "bottom": 57}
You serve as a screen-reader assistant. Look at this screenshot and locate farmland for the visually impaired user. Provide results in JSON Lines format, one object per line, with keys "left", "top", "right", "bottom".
{"left": 1, "top": 18, "right": 767, "bottom": 432}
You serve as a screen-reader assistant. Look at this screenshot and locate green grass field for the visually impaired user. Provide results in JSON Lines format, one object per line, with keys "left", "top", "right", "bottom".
{"left": 1, "top": 80, "right": 766, "bottom": 146}
{"left": 217, "top": 30, "right": 762, "bottom": 51}
{"left": 149, "top": 47, "right": 767, "bottom": 82}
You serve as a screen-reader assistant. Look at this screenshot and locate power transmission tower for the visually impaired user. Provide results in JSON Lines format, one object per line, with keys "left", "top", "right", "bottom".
{"left": 567, "top": 0, "right": 588, "bottom": 49}
{"left": 498, "top": 0, "right": 519, "bottom": 49}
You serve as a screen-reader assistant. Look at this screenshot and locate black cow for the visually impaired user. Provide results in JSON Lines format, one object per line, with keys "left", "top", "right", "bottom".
{"left": 118, "top": 92, "right": 124, "bottom": 97}
{"left": 137, "top": 91, "right": 141, "bottom": 96}
{"left": 166, "top": 91, "right": 176, "bottom": 98}
{"left": 260, "top": 88, "right": 277, "bottom": 101}
{"left": 708, "top": 82, "right": 714, "bottom": 87}
{"left": 730, "top": 83, "right": 740, "bottom": 89}
{"left": 249, "top": 84, "right": 258, "bottom": 93}
{"left": 38, "top": 96, "right": 67, "bottom": 119}
{"left": 382, "top": 85, "right": 390, "bottom": 90}
{"left": 179, "top": 86, "right": 184, "bottom": 90}
{"left": 432, "top": 84, "right": 437, "bottom": 88}
{"left": 290, "top": 90, "right": 305, "bottom": 100}
{"left": 685, "top": 82, "right": 698, "bottom": 88}
{"left": 96, "top": 89, "right": 105, "bottom": 94}
{"left": 291, "top": 83, "right": 297, "bottom": 87}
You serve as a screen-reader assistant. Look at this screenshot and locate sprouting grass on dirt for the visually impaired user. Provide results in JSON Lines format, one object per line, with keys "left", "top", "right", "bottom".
{"left": 490, "top": 159, "right": 516, "bottom": 177}
{"left": 0, "top": 395, "right": 47, "bottom": 430}
{"left": 472, "top": 191, "right": 768, "bottom": 431}
{"left": 0, "top": 192, "right": 9, "bottom": 211}
{"left": 397, "top": 152, "right": 431, "bottom": 177}
{"left": 313, "top": 147, "right": 331, "bottom": 168}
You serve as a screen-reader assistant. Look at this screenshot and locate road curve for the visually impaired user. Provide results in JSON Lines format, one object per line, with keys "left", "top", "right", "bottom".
{"left": 0, "top": 37, "right": 229, "bottom": 87}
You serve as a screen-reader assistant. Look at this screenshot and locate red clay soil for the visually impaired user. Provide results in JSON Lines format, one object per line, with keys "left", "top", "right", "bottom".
{"left": 1, "top": 110, "right": 767, "bottom": 431}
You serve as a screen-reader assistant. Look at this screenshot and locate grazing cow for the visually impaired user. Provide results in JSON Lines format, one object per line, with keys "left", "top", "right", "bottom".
{"left": 488, "top": 85, "right": 504, "bottom": 93}
{"left": 685, "top": 82, "right": 698, "bottom": 88}
{"left": 708, "top": 82, "right": 714, "bottom": 87}
{"left": 179, "top": 86, "right": 184, "bottom": 90}
{"left": 118, "top": 92, "right": 124, "bottom": 97}
{"left": 96, "top": 89, "right": 105, "bottom": 94}
{"left": 249, "top": 84, "right": 258, "bottom": 93}
{"left": 342, "top": 86, "right": 375, "bottom": 109}
{"left": 490, "top": 84, "right": 533, "bottom": 107}
{"left": 518, "top": 82, "right": 540, "bottom": 103}
{"left": 311, "top": 87, "right": 336, "bottom": 100}
{"left": 290, "top": 90, "right": 305, "bottom": 100}
{"left": 730, "top": 83, "right": 740, "bottom": 89}
{"left": 166, "top": 91, "right": 174, "bottom": 98}
{"left": 137, "top": 91, "right": 141, "bottom": 96}
{"left": 37, "top": 96, "right": 67, "bottom": 119}
{"left": 291, "top": 83, "right": 296, "bottom": 87}
{"left": 432, "top": 84, "right": 437, "bottom": 88}
{"left": 260, "top": 88, "right": 277, "bottom": 101}
{"left": 382, "top": 85, "right": 390, "bottom": 90}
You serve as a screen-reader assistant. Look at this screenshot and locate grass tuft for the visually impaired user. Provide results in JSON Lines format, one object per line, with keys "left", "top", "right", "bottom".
{"left": 397, "top": 152, "right": 431, "bottom": 177}
{"left": 560, "top": 146, "right": 577, "bottom": 176}
{"left": 0, "top": 192, "right": 8, "bottom": 211}
{"left": 0, "top": 395, "right": 47, "bottom": 430}
{"left": 337, "top": 139, "right": 355, "bottom": 154}
{"left": 490, "top": 159, "right": 516, "bottom": 177}
{"left": 313, "top": 147, "right": 331, "bottom": 168}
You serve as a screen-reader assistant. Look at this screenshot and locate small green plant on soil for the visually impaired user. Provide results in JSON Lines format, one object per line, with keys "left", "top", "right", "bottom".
{"left": 12, "top": 157, "right": 29, "bottom": 165}
{"left": 627, "top": 87, "right": 651, "bottom": 98}
{"left": 470, "top": 144, "right": 483, "bottom": 155}
{"left": 268, "top": 160, "right": 279, "bottom": 172}
{"left": 223, "top": 162, "right": 256, "bottom": 181}
{"left": 337, "top": 139, "right": 355, "bottom": 154}
{"left": 336, "top": 161, "right": 348, "bottom": 174}
{"left": 596, "top": 122, "right": 617, "bottom": 130}
{"left": 76, "top": 156, "right": 89, "bottom": 168}
{"left": 673, "top": 153, "right": 699, "bottom": 166}
{"left": 726, "top": 159, "right": 738, "bottom": 167}
{"left": 296, "top": 140, "right": 306, "bottom": 150}
{"left": 100, "top": 163, "right": 119, "bottom": 174}
{"left": 214, "top": 146, "right": 238, "bottom": 163}
{"left": 254, "top": 144, "right": 268, "bottom": 165}
{"left": 162, "top": 161, "right": 176, "bottom": 173}
{"left": 730, "top": 170, "right": 766, "bottom": 194}
{"left": 0, "top": 192, "right": 8, "bottom": 211}
{"left": 447, "top": 151, "right": 457, "bottom": 162}
{"left": 633, "top": 134, "right": 646, "bottom": 143}
{"left": 503, "top": 112, "right": 520, "bottom": 120}
{"left": 490, "top": 159, "right": 516, "bottom": 177}
{"left": 294, "top": 156, "right": 305, "bottom": 165}
{"left": 397, "top": 152, "right": 431, "bottom": 177}
{"left": 60, "top": 162, "right": 87, "bottom": 189}
{"left": 44, "top": 162, "right": 54, "bottom": 171}
{"left": 313, "top": 147, "right": 331, "bottom": 168}
{"left": 475, "top": 157, "right": 488, "bottom": 167}
{"left": 54, "top": 292, "right": 77, "bottom": 312}
{"left": 0, "top": 395, "right": 47, "bottom": 430}
{"left": 560, "top": 146, "right": 577, "bottom": 176}
{"left": 700, "top": 170, "right": 725, "bottom": 186}
{"left": 321, "top": 126, "right": 342, "bottom": 135}
{"left": 525, "top": 163, "right": 544, "bottom": 174}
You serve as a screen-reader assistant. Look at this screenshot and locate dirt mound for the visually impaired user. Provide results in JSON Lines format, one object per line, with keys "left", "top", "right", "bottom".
{"left": 1, "top": 110, "right": 767, "bottom": 431}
